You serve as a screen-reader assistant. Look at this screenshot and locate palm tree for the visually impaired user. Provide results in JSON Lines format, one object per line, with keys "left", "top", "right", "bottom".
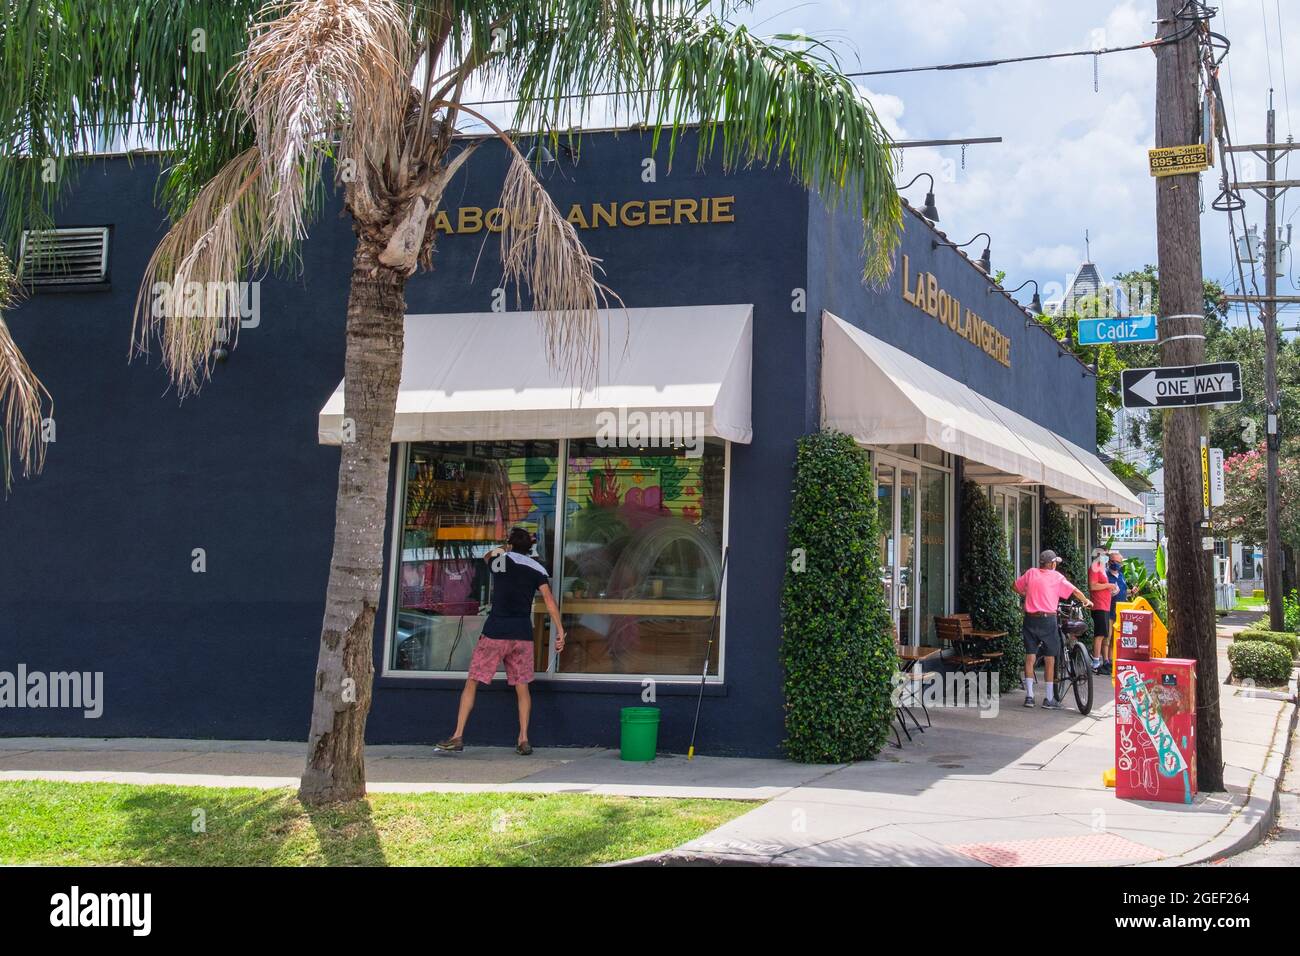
{"left": 1, "top": 0, "right": 901, "bottom": 803}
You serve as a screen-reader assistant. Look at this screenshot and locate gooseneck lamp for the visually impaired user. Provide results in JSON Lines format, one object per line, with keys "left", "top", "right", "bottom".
{"left": 897, "top": 172, "right": 940, "bottom": 222}
{"left": 932, "top": 232, "right": 991, "bottom": 274}
{"left": 1002, "top": 279, "right": 1044, "bottom": 315}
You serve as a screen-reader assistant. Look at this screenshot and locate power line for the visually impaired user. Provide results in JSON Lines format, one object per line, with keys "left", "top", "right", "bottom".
{"left": 1259, "top": 0, "right": 1275, "bottom": 89}
{"left": 1272, "top": 0, "right": 1292, "bottom": 269}
{"left": 844, "top": 32, "right": 1195, "bottom": 79}
{"left": 57, "top": 30, "right": 1199, "bottom": 136}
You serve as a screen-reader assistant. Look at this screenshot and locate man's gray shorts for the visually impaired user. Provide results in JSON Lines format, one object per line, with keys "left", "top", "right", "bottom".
{"left": 1022, "top": 614, "right": 1062, "bottom": 658}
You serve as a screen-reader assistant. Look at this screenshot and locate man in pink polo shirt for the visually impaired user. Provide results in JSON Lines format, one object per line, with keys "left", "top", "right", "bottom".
{"left": 1013, "top": 550, "right": 1092, "bottom": 710}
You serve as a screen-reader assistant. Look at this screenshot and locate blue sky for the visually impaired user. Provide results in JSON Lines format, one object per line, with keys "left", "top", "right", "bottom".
{"left": 461, "top": 2, "right": 1299, "bottom": 324}
{"left": 731, "top": 0, "right": 1299, "bottom": 323}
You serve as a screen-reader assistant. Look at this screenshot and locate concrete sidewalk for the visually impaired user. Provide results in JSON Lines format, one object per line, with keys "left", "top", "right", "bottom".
{"left": 1, "top": 634, "right": 1295, "bottom": 866}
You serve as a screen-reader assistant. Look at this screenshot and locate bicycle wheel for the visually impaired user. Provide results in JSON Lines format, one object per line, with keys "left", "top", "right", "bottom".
{"left": 1054, "top": 651, "right": 1069, "bottom": 704}
{"left": 1069, "top": 642, "right": 1094, "bottom": 715}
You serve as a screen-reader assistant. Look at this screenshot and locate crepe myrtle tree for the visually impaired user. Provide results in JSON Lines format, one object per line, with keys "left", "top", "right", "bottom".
{"left": 0, "top": 0, "right": 902, "bottom": 803}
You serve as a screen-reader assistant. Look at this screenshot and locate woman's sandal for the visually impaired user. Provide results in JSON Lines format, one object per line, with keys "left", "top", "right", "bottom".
{"left": 516, "top": 741, "right": 533, "bottom": 756}
{"left": 434, "top": 736, "right": 463, "bottom": 753}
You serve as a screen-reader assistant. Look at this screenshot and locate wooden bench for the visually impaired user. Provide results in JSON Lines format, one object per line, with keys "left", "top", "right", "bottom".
{"left": 935, "top": 614, "right": 1009, "bottom": 672}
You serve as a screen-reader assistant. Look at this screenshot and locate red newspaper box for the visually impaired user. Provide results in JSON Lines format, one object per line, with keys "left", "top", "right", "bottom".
{"left": 1114, "top": 658, "right": 1197, "bottom": 804}
{"left": 1116, "top": 609, "right": 1154, "bottom": 661}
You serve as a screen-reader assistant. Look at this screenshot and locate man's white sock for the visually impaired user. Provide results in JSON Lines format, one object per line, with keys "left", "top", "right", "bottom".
{"left": 1023, "top": 677, "right": 1034, "bottom": 696}
{"left": 1043, "top": 685, "right": 1054, "bottom": 702}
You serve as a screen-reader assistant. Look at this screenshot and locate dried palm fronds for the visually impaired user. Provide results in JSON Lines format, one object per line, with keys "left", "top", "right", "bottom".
{"left": 131, "top": 147, "right": 269, "bottom": 397}
{"left": 237, "top": 0, "right": 416, "bottom": 234}
{"left": 0, "top": 243, "right": 50, "bottom": 489}
{"left": 498, "top": 149, "right": 620, "bottom": 388}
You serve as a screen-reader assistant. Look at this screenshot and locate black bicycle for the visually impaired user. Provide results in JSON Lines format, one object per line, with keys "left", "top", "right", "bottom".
{"left": 1053, "top": 599, "right": 1094, "bottom": 714}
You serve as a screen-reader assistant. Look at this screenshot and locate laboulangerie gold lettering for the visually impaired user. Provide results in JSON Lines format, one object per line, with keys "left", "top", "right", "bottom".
{"left": 567, "top": 204, "right": 590, "bottom": 229}
{"left": 620, "top": 201, "right": 647, "bottom": 227}
{"left": 897, "top": 259, "right": 1013, "bottom": 368}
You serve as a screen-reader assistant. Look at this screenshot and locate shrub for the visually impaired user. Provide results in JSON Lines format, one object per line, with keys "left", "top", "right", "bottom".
{"left": 1253, "top": 589, "right": 1265, "bottom": 599}
{"left": 1228, "top": 640, "right": 1294, "bottom": 684}
{"left": 1284, "top": 590, "right": 1300, "bottom": 632}
{"left": 780, "top": 430, "right": 896, "bottom": 763}
{"left": 958, "top": 480, "right": 1023, "bottom": 693}
{"left": 1234, "top": 630, "right": 1300, "bottom": 658}
{"left": 1041, "top": 500, "right": 1086, "bottom": 589}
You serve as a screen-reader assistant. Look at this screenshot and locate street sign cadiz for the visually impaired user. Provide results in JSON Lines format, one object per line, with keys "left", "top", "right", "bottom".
{"left": 1120, "top": 362, "right": 1243, "bottom": 409}
{"left": 1077, "top": 314, "right": 1159, "bottom": 345}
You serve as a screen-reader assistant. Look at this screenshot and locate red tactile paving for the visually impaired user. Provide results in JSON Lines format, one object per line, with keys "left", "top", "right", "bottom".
{"left": 948, "top": 833, "right": 1161, "bottom": 867}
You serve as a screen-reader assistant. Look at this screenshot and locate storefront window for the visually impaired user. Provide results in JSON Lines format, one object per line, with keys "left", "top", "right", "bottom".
{"left": 897, "top": 470, "right": 917, "bottom": 645}
{"left": 557, "top": 439, "right": 726, "bottom": 676}
{"left": 1018, "top": 492, "right": 1035, "bottom": 576}
{"left": 995, "top": 491, "right": 1012, "bottom": 564}
{"left": 918, "top": 444, "right": 946, "bottom": 466}
{"left": 918, "top": 467, "right": 948, "bottom": 646}
{"left": 389, "top": 441, "right": 559, "bottom": 673}
{"left": 877, "top": 462, "right": 896, "bottom": 631}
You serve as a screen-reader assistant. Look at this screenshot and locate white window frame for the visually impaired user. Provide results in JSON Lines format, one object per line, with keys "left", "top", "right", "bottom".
{"left": 871, "top": 445, "right": 955, "bottom": 645}
{"left": 990, "top": 484, "right": 1040, "bottom": 576}
{"left": 380, "top": 437, "right": 731, "bottom": 684}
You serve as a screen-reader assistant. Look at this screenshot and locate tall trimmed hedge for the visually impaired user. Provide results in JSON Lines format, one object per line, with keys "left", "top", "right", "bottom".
{"left": 780, "top": 430, "right": 896, "bottom": 763}
{"left": 1041, "top": 500, "right": 1086, "bottom": 589}
{"left": 958, "top": 480, "right": 1024, "bottom": 693}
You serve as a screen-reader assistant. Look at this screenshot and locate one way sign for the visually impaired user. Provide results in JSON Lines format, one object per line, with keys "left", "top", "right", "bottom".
{"left": 1121, "top": 362, "right": 1243, "bottom": 409}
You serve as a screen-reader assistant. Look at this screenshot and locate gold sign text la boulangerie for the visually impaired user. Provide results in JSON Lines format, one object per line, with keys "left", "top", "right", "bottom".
{"left": 900, "top": 254, "right": 1012, "bottom": 368}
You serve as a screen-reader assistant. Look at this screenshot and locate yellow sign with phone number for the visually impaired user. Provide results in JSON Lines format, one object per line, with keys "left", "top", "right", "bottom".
{"left": 1149, "top": 144, "right": 1210, "bottom": 178}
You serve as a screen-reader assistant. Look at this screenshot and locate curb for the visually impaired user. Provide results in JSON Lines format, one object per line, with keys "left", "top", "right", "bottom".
{"left": 1163, "top": 678, "right": 1298, "bottom": 867}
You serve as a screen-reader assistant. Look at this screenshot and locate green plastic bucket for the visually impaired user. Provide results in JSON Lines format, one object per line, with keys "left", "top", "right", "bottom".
{"left": 619, "top": 706, "right": 661, "bottom": 761}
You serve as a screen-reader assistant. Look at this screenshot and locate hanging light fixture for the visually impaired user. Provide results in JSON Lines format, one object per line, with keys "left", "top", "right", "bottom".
{"left": 525, "top": 140, "right": 556, "bottom": 165}
{"left": 1003, "top": 279, "right": 1044, "bottom": 315}
{"left": 897, "top": 172, "right": 940, "bottom": 222}
{"left": 932, "top": 232, "right": 991, "bottom": 273}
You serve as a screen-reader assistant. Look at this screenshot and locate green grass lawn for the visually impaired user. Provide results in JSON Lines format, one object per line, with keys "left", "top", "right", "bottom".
{"left": 0, "top": 780, "right": 752, "bottom": 866}
{"left": 1233, "top": 595, "right": 1267, "bottom": 611}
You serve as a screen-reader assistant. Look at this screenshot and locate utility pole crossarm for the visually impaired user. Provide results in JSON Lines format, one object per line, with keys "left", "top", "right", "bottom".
{"left": 1224, "top": 142, "right": 1300, "bottom": 152}
{"left": 1231, "top": 180, "right": 1298, "bottom": 197}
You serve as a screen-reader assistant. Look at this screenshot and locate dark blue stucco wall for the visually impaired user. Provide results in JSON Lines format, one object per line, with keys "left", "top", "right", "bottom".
{"left": 1, "top": 131, "right": 1101, "bottom": 755}
{"left": 806, "top": 195, "right": 1098, "bottom": 449}
{"left": 368, "top": 132, "right": 810, "bottom": 755}
{"left": 0, "top": 131, "right": 810, "bottom": 756}
{"left": 1, "top": 154, "right": 352, "bottom": 740}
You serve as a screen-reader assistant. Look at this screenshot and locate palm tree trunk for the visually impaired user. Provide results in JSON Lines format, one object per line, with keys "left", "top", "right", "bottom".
{"left": 299, "top": 238, "right": 406, "bottom": 805}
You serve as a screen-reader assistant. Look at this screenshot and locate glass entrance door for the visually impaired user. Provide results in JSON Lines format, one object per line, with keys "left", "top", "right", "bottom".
{"left": 897, "top": 469, "right": 917, "bottom": 646}
{"left": 877, "top": 463, "right": 896, "bottom": 639}
{"left": 876, "top": 456, "right": 921, "bottom": 646}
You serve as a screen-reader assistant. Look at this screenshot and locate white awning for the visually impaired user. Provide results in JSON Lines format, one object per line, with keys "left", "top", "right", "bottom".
{"left": 820, "top": 312, "right": 1142, "bottom": 517}
{"left": 318, "top": 304, "right": 753, "bottom": 445}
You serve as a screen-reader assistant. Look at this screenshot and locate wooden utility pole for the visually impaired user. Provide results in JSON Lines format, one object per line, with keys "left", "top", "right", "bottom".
{"left": 1225, "top": 104, "right": 1299, "bottom": 628}
{"left": 1261, "top": 104, "right": 1284, "bottom": 630}
{"left": 1154, "top": 0, "right": 1222, "bottom": 790}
